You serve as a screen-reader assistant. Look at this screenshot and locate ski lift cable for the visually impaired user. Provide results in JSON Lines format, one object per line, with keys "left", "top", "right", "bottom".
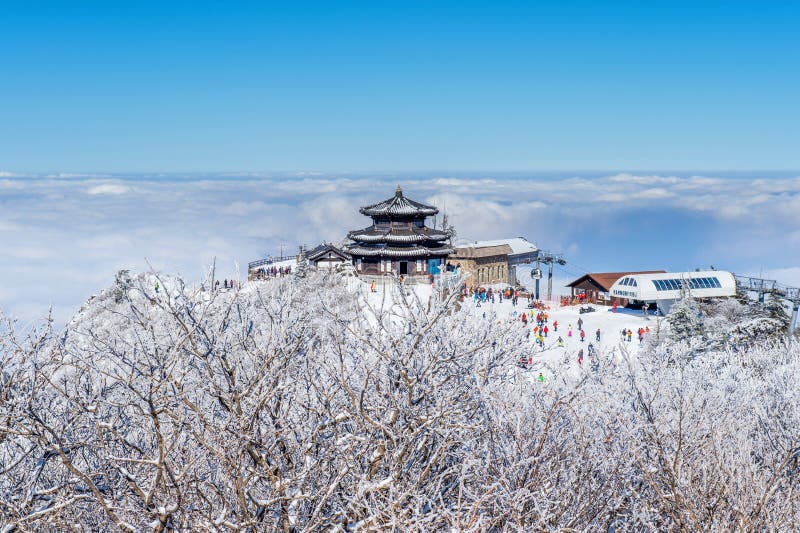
{"left": 554, "top": 263, "right": 586, "bottom": 279}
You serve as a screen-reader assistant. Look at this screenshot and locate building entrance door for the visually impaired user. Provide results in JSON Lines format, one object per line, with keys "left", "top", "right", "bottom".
{"left": 399, "top": 261, "right": 408, "bottom": 275}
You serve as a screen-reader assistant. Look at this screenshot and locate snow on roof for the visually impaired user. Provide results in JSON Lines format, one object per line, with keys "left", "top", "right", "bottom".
{"left": 359, "top": 186, "right": 439, "bottom": 217}
{"left": 452, "top": 244, "right": 513, "bottom": 259}
{"left": 566, "top": 271, "right": 667, "bottom": 291}
{"left": 458, "top": 237, "right": 538, "bottom": 256}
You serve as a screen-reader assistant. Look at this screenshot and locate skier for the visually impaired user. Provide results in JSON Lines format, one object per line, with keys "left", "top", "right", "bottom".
{"left": 627, "top": 329, "right": 632, "bottom": 342}
{"left": 155, "top": 281, "right": 159, "bottom": 293}
{"left": 588, "top": 343, "right": 596, "bottom": 356}
{"left": 580, "top": 329, "right": 586, "bottom": 342}
{"left": 578, "top": 348, "right": 584, "bottom": 365}
{"left": 595, "top": 328, "right": 601, "bottom": 342}
{"left": 557, "top": 336, "right": 564, "bottom": 347}
{"left": 538, "top": 373, "right": 545, "bottom": 383}
{"left": 543, "top": 312, "right": 549, "bottom": 323}
{"left": 568, "top": 325, "right": 573, "bottom": 337}
{"left": 543, "top": 325, "right": 549, "bottom": 337}
{"left": 577, "top": 317, "right": 583, "bottom": 331}
{"left": 553, "top": 320, "right": 558, "bottom": 332}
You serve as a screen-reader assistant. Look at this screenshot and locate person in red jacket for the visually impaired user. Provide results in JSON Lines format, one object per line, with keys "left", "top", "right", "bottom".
{"left": 580, "top": 329, "right": 586, "bottom": 342}
{"left": 553, "top": 320, "right": 558, "bottom": 331}
{"left": 543, "top": 325, "right": 549, "bottom": 337}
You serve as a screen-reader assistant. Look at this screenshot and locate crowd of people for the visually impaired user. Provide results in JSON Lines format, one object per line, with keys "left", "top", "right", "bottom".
{"left": 468, "top": 284, "right": 653, "bottom": 374}
{"left": 252, "top": 264, "right": 293, "bottom": 280}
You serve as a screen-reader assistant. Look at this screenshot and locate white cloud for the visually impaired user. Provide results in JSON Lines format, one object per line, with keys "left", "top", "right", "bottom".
{"left": 1, "top": 171, "right": 800, "bottom": 327}
{"left": 87, "top": 183, "right": 132, "bottom": 195}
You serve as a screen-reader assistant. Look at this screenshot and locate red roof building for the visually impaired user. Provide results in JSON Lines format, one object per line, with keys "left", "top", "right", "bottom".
{"left": 565, "top": 271, "right": 666, "bottom": 305}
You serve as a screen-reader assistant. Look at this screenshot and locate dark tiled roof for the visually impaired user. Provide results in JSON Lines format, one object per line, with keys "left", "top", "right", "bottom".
{"left": 359, "top": 186, "right": 438, "bottom": 217}
{"left": 347, "top": 227, "right": 450, "bottom": 244}
{"left": 566, "top": 271, "right": 667, "bottom": 292}
{"left": 345, "top": 244, "right": 453, "bottom": 258}
{"left": 305, "top": 243, "right": 351, "bottom": 261}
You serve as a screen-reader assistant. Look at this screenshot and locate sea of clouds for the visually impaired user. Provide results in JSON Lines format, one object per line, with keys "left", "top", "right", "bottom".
{"left": 1, "top": 171, "right": 798, "bottom": 326}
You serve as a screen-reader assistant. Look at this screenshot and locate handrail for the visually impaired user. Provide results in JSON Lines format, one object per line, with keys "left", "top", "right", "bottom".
{"left": 248, "top": 255, "right": 298, "bottom": 270}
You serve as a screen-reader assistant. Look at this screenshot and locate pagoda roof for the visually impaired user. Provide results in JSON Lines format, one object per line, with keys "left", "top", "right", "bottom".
{"left": 345, "top": 244, "right": 453, "bottom": 258}
{"left": 348, "top": 227, "right": 450, "bottom": 244}
{"left": 359, "top": 186, "right": 438, "bottom": 217}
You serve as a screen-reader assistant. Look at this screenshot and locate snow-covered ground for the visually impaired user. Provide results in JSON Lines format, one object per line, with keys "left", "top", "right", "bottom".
{"left": 462, "top": 296, "right": 657, "bottom": 380}
{"left": 350, "top": 277, "right": 657, "bottom": 383}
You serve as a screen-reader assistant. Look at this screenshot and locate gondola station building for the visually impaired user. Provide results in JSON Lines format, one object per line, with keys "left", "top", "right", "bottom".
{"left": 344, "top": 186, "right": 453, "bottom": 277}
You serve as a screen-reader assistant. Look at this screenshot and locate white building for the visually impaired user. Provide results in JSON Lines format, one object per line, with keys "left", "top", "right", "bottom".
{"left": 609, "top": 270, "right": 737, "bottom": 314}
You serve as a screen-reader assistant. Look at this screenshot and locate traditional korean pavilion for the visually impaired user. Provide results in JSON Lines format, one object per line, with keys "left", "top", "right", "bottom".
{"left": 345, "top": 186, "right": 453, "bottom": 277}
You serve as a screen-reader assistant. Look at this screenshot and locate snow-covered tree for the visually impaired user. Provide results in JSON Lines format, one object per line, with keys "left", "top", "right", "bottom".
{"left": 667, "top": 297, "right": 703, "bottom": 338}
{"left": 2, "top": 272, "right": 800, "bottom": 530}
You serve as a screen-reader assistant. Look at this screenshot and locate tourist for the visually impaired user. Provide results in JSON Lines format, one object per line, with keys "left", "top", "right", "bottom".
{"left": 568, "top": 325, "right": 573, "bottom": 337}
{"left": 595, "top": 328, "right": 601, "bottom": 342}
{"left": 553, "top": 320, "right": 558, "bottom": 332}
{"left": 580, "top": 329, "right": 586, "bottom": 342}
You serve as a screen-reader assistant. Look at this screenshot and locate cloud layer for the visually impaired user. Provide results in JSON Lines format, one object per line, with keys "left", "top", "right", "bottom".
{"left": 0, "top": 171, "right": 798, "bottom": 326}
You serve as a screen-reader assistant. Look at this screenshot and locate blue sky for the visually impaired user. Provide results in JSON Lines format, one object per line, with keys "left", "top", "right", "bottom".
{"left": 1, "top": 2, "right": 799, "bottom": 324}
{"left": 1, "top": 0, "right": 799, "bottom": 171}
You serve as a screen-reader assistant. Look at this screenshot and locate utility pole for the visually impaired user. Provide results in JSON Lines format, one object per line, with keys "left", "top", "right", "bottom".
{"left": 535, "top": 251, "right": 566, "bottom": 301}
{"left": 210, "top": 256, "right": 216, "bottom": 292}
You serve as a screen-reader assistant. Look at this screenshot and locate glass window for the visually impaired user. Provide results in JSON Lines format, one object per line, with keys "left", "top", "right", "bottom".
{"left": 631, "top": 278, "right": 637, "bottom": 287}
{"left": 712, "top": 277, "right": 721, "bottom": 288}
{"left": 701, "top": 278, "right": 711, "bottom": 288}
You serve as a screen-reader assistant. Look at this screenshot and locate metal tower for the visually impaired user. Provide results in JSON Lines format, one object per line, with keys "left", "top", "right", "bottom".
{"left": 533, "top": 251, "right": 566, "bottom": 301}
{"left": 734, "top": 274, "right": 800, "bottom": 340}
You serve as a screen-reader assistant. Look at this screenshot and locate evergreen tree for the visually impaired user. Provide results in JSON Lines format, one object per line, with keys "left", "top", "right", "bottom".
{"left": 667, "top": 297, "right": 704, "bottom": 341}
